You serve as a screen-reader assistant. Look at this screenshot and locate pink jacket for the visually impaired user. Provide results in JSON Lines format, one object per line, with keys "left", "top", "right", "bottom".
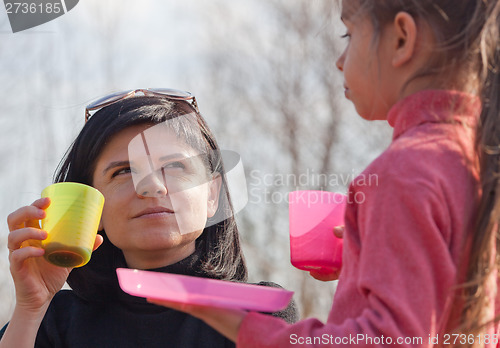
{"left": 237, "top": 90, "right": 497, "bottom": 347}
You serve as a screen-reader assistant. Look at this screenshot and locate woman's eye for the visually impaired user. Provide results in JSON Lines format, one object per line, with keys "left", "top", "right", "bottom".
{"left": 163, "top": 161, "right": 185, "bottom": 170}
{"left": 112, "top": 167, "right": 132, "bottom": 177}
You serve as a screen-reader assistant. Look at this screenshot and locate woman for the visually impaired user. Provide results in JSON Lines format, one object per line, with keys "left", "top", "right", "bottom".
{"left": 1, "top": 89, "right": 297, "bottom": 347}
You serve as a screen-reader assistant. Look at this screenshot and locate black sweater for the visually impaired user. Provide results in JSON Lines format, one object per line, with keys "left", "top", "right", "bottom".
{"left": 0, "top": 242, "right": 297, "bottom": 347}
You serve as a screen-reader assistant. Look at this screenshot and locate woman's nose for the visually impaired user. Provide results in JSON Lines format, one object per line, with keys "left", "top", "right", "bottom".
{"left": 136, "top": 172, "right": 168, "bottom": 198}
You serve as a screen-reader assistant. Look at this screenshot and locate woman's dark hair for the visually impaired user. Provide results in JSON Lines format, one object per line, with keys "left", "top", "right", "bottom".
{"left": 55, "top": 96, "right": 247, "bottom": 299}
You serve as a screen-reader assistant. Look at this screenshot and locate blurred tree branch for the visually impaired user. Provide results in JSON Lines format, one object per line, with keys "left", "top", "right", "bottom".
{"left": 199, "top": 0, "right": 348, "bottom": 319}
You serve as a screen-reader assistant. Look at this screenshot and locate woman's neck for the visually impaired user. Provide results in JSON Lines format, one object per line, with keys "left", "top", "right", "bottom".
{"left": 122, "top": 242, "right": 196, "bottom": 270}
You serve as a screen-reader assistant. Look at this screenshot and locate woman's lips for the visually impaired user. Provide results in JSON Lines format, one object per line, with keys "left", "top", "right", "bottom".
{"left": 134, "top": 207, "right": 174, "bottom": 218}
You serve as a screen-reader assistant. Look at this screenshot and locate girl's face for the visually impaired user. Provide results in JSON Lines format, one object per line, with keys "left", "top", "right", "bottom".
{"left": 336, "top": 2, "right": 399, "bottom": 120}
{"left": 92, "top": 123, "right": 220, "bottom": 269}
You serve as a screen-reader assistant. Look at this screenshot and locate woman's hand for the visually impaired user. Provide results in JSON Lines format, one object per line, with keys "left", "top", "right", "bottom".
{"left": 6, "top": 197, "right": 103, "bottom": 313}
{"left": 309, "top": 226, "right": 344, "bottom": 282}
{"left": 3, "top": 196, "right": 103, "bottom": 348}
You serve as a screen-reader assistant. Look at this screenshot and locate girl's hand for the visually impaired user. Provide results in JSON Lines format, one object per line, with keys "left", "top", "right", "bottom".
{"left": 6, "top": 197, "right": 103, "bottom": 313}
{"left": 147, "top": 298, "right": 246, "bottom": 343}
{"left": 309, "top": 226, "right": 344, "bottom": 282}
{"left": 332, "top": 225, "right": 344, "bottom": 239}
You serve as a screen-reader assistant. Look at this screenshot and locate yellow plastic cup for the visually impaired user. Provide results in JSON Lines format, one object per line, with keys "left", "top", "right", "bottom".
{"left": 40, "top": 182, "right": 104, "bottom": 268}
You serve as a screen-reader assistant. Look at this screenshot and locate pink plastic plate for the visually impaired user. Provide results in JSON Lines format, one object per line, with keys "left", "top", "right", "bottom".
{"left": 116, "top": 268, "right": 294, "bottom": 312}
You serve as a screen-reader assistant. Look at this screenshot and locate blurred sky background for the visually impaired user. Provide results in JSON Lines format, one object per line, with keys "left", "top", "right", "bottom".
{"left": 0, "top": 0, "right": 392, "bottom": 325}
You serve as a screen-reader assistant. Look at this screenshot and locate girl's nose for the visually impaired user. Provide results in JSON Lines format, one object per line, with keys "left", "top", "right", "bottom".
{"left": 136, "top": 173, "right": 168, "bottom": 198}
{"left": 336, "top": 51, "right": 345, "bottom": 72}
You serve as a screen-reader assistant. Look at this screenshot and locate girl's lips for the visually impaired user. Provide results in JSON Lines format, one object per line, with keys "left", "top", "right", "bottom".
{"left": 344, "top": 87, "right": 350, "bottom": 99}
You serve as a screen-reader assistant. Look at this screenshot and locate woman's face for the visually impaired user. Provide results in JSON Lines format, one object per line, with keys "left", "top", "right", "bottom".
{"left": 92, "top": 123, "right": 220, "bottom": 269}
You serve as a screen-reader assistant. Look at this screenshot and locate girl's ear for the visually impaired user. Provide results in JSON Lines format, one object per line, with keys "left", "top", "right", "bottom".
{"left": 207, "top": 174, "right": 222, "bottom": 218}
{"left": 391, "top": 11, "right": 418, "bottom": 67}
{"left": 98, "top": 218, "right": 103, "bottom": 231}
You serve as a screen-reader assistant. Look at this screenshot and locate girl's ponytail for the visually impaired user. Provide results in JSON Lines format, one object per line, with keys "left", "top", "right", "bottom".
{"left": 461, "top": 1, "right": 500, "bottom": 339}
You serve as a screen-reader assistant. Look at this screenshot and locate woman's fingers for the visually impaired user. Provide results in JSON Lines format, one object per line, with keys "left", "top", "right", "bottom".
{"left": 8, "top": 228, "right": 47, "bottom": 253}
{"left": 32, "top": 197, "right": 51, "bottom": 210}
{"left": 92, "top": 234, "right": 104, "bottom": 251}
{"left": 9, "top": 246, "right": 45, "bottom": 271}
{"left": 7, "top": 198, "right": 50, "bottom": 253}
{"left": 7, "top": 198, "right": 50, "bottom": 231}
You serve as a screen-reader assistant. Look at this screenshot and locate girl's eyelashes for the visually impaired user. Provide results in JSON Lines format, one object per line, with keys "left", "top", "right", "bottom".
{"left": 340, "top": 32, "right": 351, "bottom": 39}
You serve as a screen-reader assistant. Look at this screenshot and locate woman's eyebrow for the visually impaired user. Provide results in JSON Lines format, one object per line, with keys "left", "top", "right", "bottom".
{"left": 102, "top": 160, "right": 131, "bottom": 175}
{"left": 102, "top": 154, "right": 196, "bottom": 175}
{"left": 159, "top": 153, "right": 188, "bottom": 162}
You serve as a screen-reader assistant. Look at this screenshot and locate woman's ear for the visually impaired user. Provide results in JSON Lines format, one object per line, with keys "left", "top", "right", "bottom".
{"left": 391, "top": 11, "right": 418, "bottom": 67}
{"left": 207, "top": 174, "right": 222, "bottom": 218}
{"left": 98, "top": 218, "right": 104, "bottom": 231}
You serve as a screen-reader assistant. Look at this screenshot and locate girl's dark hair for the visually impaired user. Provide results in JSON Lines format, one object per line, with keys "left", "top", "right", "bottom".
{"left": 351, "top": 0, "right": 500, "bottom": 341}
{"left": 55, "top": 96, "right": 247, "bottom": 299}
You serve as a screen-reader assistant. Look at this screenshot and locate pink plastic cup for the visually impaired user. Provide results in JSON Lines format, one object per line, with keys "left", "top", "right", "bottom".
{"left": 289, "top": 190, "right": 346, "bottom": 274}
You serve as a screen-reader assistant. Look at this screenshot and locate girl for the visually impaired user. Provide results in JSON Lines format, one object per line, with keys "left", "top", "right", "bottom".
{"left": 153, "top": 1, "right": 500, "bottom": 347}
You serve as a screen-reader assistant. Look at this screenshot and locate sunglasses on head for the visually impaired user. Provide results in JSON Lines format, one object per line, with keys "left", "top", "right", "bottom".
{"left": 85, "top": 88, "right": 199, "bottom": 122}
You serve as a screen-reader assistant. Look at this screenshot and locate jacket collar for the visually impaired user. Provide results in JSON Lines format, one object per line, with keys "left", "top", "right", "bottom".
{"left": 387, "top": 90, "right": 481, "bottom": 140}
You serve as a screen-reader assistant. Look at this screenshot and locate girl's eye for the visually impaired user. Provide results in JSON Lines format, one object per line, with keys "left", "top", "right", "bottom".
{"left": 340, "top": 32, "right": 351, "bottom": 40}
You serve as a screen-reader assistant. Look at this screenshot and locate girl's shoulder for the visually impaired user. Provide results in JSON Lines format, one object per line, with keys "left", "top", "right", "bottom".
{"left": 354, "top": 130, "right": 477, "bottom": 198}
